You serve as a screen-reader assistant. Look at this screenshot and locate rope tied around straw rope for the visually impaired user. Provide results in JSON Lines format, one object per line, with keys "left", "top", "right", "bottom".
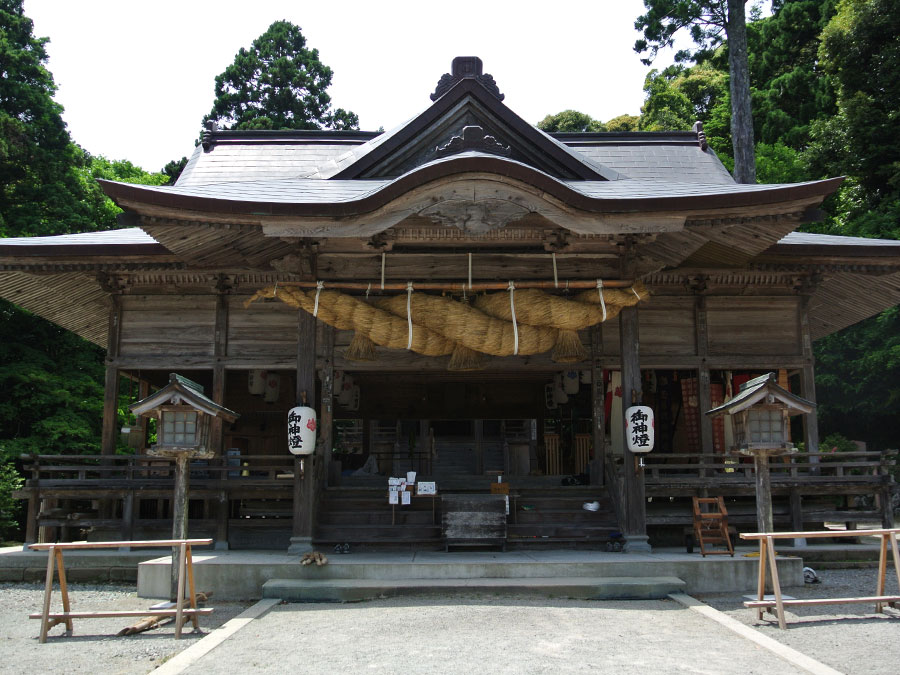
{"left": 508, "top": 280, "right": 519, "bottom": 355}
{"left": 406, "top": 281, "right": 414, "bottom": 350}
{"left": 596, "top": 279, "right": 607, "bottom": 322}
{"left": 313, "top": 281, "right": 324, "bottom": 317}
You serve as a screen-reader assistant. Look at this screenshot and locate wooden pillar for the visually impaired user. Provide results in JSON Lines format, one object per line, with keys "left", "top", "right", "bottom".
{"left": 120, "top": 490, "right": 135, "bottom": 544}
{"left": 319, "top": 326, "right": 335, "bottom": 489}
{"left": 695, "top": 295, "right": 714, "bottom": 462}
{"left": 619, "top": 305, "right": 650, "bottom": 552}
{"left": 789, "top": 488, "right": 806, "bottom": 547}
{"left": 590, "top": 324, "right": 605, "bottom": 485}
{"left": 289, "top": 310, "right": 317, "bottom": 553}
{"left": 798, "top": 295, "right": 820, "bottom": 463}
{"left": 215, "top": 489, "right": 229, "bottom": 550}
{"left": 101, "top": 295, "right": 122, "bottom": 456}
{"left": 100, "top": 295, "right": 121, "bottom": 522}
{"left": 210, "top": 288, "right": 229, "bottom": 459}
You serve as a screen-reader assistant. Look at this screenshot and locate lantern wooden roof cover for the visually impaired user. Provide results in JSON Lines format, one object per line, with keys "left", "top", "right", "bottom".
{"left": 705, "top": 372, "right": 815, "bottom": 417}
{"left": 130, "top": 373, "right": 239, "bottom": 422}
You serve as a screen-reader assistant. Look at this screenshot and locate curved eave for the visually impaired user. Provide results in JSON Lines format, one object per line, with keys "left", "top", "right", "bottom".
{"left": 98, "top": 158, "right": 845, "bottom": 221}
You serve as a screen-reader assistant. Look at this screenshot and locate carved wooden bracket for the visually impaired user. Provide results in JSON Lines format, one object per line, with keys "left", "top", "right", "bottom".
{"left": 435, "top": 126, "right": 510, "bottom": 158}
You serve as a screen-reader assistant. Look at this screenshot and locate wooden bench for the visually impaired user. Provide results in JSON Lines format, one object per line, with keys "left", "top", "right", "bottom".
{"left": 29, "top": 538, "right": 213, "bottom": 643}
{"left": 741, "top": 528, "right": 900, "bottom": 629}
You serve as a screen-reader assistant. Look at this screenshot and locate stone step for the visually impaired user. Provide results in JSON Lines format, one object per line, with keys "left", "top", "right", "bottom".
{"left": 262, "top": 576, "right": 687, "bottom": 603}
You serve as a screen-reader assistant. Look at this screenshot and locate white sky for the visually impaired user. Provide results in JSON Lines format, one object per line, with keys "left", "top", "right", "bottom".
{"left": 25, "top": 0, "right": 680, "bottom": 172}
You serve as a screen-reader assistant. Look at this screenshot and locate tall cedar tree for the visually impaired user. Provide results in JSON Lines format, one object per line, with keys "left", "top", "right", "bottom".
{"left": 203, "top": 21, "right": 358, "bottom": 132}
{"left": 634, "top": 0, "right": 756, "bottom": 183}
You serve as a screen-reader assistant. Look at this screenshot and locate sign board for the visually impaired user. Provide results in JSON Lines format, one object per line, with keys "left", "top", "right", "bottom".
{"left": 417, "top": 481, "right": 437, "bottom": 495}
{"left": 625, "top": 405, "right": 654, "bottom": 453}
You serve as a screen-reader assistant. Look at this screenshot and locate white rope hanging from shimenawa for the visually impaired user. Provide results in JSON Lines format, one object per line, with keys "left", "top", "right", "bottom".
{"left": 406, "top": 281, "right": 414, "bottom": 350}
{"left": 313, "top": 280, "right": 324, "bottom": 317}
{"left": 508, "top": 280, "right": 519, "bottom": 355}
{"left": 596, "top": 279, "right": 607, "bottom": 322}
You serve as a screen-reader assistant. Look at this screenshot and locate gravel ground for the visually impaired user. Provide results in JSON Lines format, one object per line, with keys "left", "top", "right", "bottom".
{"left": 696, "top": 566, "right": 900, "bottom": 675}
{"left": 181, "top": 594, "right": 807, "bottom": 675}
{"left": 3, "top": 569, "right": 897, "bottom": 674}
{"left": 0, "top": 582, "right": 250, "bottom": 675}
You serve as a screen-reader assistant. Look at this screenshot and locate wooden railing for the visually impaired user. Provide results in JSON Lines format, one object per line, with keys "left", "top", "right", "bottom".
{"left": 20, "top": 453, "right": 296, "bottom": 485}
{"left": 605, "top": 450, "right": 896, "bottom": 483}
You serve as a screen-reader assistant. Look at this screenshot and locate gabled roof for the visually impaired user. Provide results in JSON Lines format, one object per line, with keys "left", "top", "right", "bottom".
{"left": 314, "top": 77, "right": 619, "bottom": 181}
{"left": 130, "top": 373, "right": 239, "bottom": 422}
{"left": 706, "top": 372, "right": 815, "bottom": 417}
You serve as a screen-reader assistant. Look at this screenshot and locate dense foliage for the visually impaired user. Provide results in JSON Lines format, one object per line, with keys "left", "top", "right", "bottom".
{"left": 203, "top": 20, "right": 358, "bottom": 132}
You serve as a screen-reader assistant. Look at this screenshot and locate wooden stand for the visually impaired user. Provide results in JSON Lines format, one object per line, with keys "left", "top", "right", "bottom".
{"left": 28, "top": 539, "right": 213, "bottom": 643}
{"left": 741, "top": 528, "right": 900, "bottom": 629}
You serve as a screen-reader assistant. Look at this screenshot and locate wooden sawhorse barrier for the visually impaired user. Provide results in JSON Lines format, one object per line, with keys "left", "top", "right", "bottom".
{"left": 29, "top": 538, "right": 213, "bottom": 643}
{"left": 741, "top": 528, "right": 900, "bottom": 629}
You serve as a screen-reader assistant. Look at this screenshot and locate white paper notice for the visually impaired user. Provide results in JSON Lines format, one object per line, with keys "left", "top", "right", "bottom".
{"left": 401, "top": 490, "right": 411, "bottom": 505}
{"left": 388, "top": 491, "right": 399, "bottom": 505}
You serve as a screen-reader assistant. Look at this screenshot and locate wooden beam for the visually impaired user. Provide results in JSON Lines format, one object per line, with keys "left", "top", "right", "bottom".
{"left": 289, "top": 310, "right": 317, "bottom": 553}
{"left": 619, "top": 305, "right": 649, "bottom": 550}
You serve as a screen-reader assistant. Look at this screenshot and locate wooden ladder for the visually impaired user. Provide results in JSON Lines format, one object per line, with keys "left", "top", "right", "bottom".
{"left": 692, "top": 496, "right": 735, "bottom": 557}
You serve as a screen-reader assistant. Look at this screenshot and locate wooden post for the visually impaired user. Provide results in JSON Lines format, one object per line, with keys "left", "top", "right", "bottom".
{"left": 101, "top": 294, "right": 121, "bottom": 456}
{"left": 590, "top": 324, "right": 605, "bottom": 486}
{"left": 695, "top": 296, "right": 714, "bottom": 468}
{"left": 753, "top": 451, "right": 774, "bottom": 534}
{"left": 798, "top": 296, "right": 820, "bottom": 464}
{"left": 319, "top": 326, "right": 335, "bottom": 489}
{"left": 170, "top": 454, "right": 189, "bottom": 600}
{"left": 289, "top": 310, "right": 316, "bottom": 553}
{"left": 619, "top": 305, "right": 649, "bottom": 552}
{"left": 210, "top": 288, "right": 228, "bottom": 459}
{"left": 215, "top": 489, "right": 229, "bottom": 550}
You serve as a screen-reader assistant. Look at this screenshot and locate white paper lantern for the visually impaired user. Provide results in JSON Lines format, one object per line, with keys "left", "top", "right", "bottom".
{"left": 248, "top": 369, "right": 267, "bottom": 395}
{"left": 625, "top": 405, "right": 654, "bottom": 453}
{"left": 264, "top": 373, "right": 281, "bottom": 403}
{"left": 287, "top": 406, "right": 317, "bottom": 455}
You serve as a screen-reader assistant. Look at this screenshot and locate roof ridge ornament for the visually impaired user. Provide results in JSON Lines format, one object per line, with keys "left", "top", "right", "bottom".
{"left": 435, "top": 125, "right": 511, "bottom": 158}
{"left": 201, "top": 121, "right": 218, "bottom": 152}
{"left": 692, "top": 121, "right": 708, "bottom": 151}
{"left": 430, "top": 56, "right": 505, "bottom": 101}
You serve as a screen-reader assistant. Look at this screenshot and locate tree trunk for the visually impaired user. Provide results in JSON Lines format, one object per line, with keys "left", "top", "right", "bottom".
{"left": 727, "top": 0, "right": 755, "bottom": 184}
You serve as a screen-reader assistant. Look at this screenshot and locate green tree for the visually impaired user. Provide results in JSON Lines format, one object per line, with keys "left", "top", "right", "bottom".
{"left": 203, "top": 21, "right": 358, "bottom": 132}
{"left": 537, "top": 110, "right": 607, "bottom": 133}
{"left": 749, "top": 1, "right": 837, "bottom": 149}
{"left": 634, "top": 0, "right": 756, "bottom": 183}
{"left": 605, "top": 114, "right": 640, "bottom": 132}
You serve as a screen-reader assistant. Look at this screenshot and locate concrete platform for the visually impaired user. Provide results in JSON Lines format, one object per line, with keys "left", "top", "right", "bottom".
{"left": 135, "top": 547, "right": 804, "bottom": 600}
